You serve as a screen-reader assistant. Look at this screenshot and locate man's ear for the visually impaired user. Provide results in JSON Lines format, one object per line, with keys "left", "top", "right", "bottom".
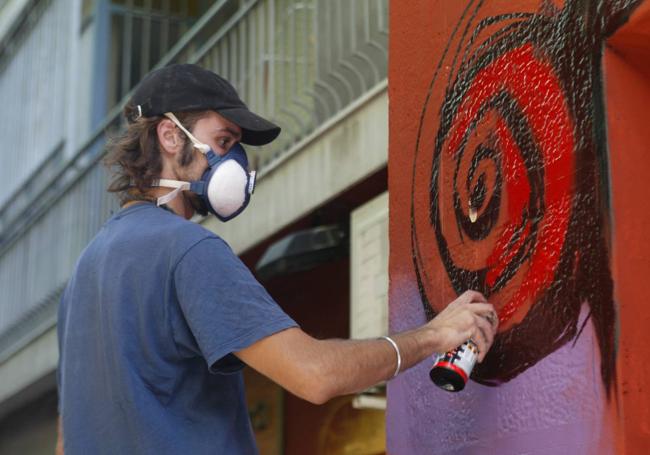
{"left": 157, "top": 118, "right": 183, "bottom": 155}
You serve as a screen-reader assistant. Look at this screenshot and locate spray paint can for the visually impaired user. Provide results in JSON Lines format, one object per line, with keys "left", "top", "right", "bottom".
{"left": 429, "top": 340, "right": 479, "bottom": 392}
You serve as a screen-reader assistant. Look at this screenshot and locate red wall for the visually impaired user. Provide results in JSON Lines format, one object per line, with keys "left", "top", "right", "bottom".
{"left": 388, "top": 0, "right": 650, "bottom": 453}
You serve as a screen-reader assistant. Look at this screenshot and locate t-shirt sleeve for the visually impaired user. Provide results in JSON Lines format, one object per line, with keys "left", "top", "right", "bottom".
{"left": 173, "top": 236, "right": 297, "bottom": 373}
{"left": 56, "top": 282, "right": 71, "bottom": 414}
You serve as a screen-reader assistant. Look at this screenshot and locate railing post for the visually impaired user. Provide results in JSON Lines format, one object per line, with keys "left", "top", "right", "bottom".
{"left": 91, "top": 0, "right": 111, "bottom": 129}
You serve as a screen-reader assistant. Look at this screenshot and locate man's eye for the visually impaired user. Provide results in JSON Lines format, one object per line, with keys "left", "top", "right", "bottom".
{"left": 218, "top": 138, "right": 230, "bottom": 148}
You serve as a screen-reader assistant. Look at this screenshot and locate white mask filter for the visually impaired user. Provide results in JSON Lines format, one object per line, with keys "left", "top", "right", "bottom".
{"left": 206, "top": 159, "right": 249, "bottom": 218}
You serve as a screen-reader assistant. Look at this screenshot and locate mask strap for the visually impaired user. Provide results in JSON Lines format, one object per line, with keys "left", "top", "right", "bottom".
{"left": 164, "top": 112, "right": 210, "bottom": 153}
{"left": 152, "top": 178, "right": 191, "bottom": 206}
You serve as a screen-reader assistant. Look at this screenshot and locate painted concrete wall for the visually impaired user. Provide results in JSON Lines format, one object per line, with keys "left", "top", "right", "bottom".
{"left": 387, "top": 1, "right": 649, "bottom": 454}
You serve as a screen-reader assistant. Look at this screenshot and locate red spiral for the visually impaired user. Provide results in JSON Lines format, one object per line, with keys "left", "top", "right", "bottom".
{"left": 412, "top": 44, "right": 575, "bottom": 330}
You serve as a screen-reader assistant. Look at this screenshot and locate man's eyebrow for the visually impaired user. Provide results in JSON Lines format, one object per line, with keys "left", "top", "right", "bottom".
{"left": 214, "top": 127, "right": 242, "bottom": 139}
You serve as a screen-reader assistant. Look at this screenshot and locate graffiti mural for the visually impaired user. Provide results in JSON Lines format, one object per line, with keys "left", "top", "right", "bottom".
{"left": 411, "top": 0, "right": 628, "bottom": 388}
{"left": 388, "top": 0, "right": 647, "bottom": 453}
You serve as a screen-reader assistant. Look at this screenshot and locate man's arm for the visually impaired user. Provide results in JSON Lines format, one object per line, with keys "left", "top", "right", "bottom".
{"left": 235, "top": 290, "right": 497, "bottom": 404}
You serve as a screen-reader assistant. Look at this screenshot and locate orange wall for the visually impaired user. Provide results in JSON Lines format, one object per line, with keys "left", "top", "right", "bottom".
{"left": 604, "top": 1, "right": 650, "bottom": 450}
{"left": 388, "top": 0, "right": 649, "bottom": 453}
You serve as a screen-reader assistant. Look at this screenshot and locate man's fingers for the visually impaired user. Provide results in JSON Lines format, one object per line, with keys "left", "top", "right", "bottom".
{"left": 475, "top": 315, "right": 494, "bottom": 346}
{"left": 477, "top": 347, "right": 488, "bottom": 363}
{"left": 465, "top": 302, "right": 496, "bottom": 316}
{"left": 484, "top": 310, "right": 499, "bottom": 330}
{"left": 470, "top": 314, "right": 495, "bottom": 363}
{"left": 476, "top": 346, "right": 486, "bottom": 363}
{"left": 471, "top": 329, "right": 489, "bottom": 363}
{"left": 474, "top": 306, "right": 499, "bottom": 329}
{"left": 459, "top": 290, "right": 487, "bottom": 304}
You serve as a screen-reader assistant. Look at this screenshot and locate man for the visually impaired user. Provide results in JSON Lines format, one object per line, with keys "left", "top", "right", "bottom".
{"left": 57, "top": 64, "right": 497, "bottom": 454}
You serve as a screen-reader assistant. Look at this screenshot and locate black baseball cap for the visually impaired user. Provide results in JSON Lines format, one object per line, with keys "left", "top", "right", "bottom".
{"left": 128, "top": 63, "right": 280, "bottom": 146}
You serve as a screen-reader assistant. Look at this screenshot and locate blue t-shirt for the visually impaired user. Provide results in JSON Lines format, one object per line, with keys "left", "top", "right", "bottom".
{"left": 57, "top": 202, "right": 297, "bottom": 454}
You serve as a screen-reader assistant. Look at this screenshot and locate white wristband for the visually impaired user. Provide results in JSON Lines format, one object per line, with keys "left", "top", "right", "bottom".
{"left": 380, "top": 335, "right": 402, "bottom": 379}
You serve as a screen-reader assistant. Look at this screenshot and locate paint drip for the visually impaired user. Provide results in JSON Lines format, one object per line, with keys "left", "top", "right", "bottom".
{"left": 429, "top": 340, "right": 479, "bottom": 392}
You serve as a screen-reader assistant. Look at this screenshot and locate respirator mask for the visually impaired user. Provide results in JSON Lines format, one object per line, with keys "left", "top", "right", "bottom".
{"left": 153, "top": 112, "right": 256, "bottom": 222}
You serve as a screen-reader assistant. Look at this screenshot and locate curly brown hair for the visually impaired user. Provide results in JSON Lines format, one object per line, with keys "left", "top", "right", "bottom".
{"left": 105, "top": 107, "right": 209, "bottom": 205}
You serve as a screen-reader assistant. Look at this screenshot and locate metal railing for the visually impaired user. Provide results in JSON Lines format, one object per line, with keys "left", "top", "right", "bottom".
{"left": 107, "top": 0, "right": 202, "bottom": 107}
{"left": 0, "top": 0, "right": 388, "bottom": 361}
{"left": 0, "top": 0, "right": 69, "bottom": 213}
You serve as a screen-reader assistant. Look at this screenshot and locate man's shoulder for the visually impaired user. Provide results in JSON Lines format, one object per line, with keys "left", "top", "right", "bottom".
{"left": 94, "top": 204, "right": 230, "bottom": 263}
{"left": 149, "top": 209, "right": 229, "bottom": 257}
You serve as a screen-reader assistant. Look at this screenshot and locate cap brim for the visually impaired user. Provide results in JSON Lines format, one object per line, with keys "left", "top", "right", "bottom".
{"left": 218, "top": 108, "right": 281, "bottom": 146}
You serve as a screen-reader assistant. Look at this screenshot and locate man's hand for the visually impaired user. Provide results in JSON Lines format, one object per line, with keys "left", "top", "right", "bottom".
{"left": 427, "top": 290, "right": 498, "bottom": 362}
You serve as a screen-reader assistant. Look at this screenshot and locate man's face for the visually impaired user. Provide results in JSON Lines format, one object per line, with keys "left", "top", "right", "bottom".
{"left": 172, "top": 111, "right": 243, "bottom": 216}
{"left": 174, "top": 110, "right": 243, "bottom": 181}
